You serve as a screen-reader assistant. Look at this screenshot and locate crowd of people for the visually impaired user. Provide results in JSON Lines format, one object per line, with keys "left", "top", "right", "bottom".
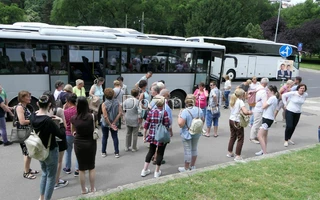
{"left": 0, "top": 72, "right": 311, "bottom": 199}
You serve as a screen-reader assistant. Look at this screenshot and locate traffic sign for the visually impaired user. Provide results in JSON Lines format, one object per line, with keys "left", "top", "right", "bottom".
{"left": 298, "top": 43, "right": 303, "bottom": 51}
{"left": 279, "top": 45, "right": 292, "bottom": 57}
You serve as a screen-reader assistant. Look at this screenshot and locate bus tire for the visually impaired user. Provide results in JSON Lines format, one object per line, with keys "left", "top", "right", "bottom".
{"left": 170, "top": 91, "right": 186, "bottom": 109}
{"left": 226, "top": 69, "right": 236, "bottom": 81}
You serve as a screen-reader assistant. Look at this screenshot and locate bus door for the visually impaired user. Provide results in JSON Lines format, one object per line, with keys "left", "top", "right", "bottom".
{"left": 48, "top": 45, "right": 68, "bottom": 91}
{"left": 192, "top": 50, "right": 212, "bottom": 92}
{"left": 247, "top": 56, "right": 257, "bottom": 78}
{"left": 68, "top": 45, "right": 104, "bottom": 93}
{"left": 105, "top": 46, "right": 124, "bottom": 88}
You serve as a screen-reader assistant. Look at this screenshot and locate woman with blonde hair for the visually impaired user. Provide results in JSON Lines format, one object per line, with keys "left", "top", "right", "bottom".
{"left": 274, "top": 79, "right": 294, "bottom": 123}
{"left": 178, "top": 94, "right": 204, "bottom": 172}
{"left": 16, "top": 91, "right": 39, "bottom": 179}
{"left": 89, "top": 77, "right": 105, "bottom": 112}
{"left": 73, "top": 79, "right": 86, "bottom": 97}
{"left": 227, "top": 88, "right": 252, "bottom": 162}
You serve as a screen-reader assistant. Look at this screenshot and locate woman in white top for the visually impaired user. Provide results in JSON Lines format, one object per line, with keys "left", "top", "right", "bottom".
{"left": 223, "top": 75, "right": 232, "bottom": 109}
{"left": 227, "top": 88, "right": 252, "bottom": 162}
{"left": 255, "top": 85, "right": 279, "bottom": 156}
{"left": 248, "top": 76, "right": 260, "bottom": 126}
{"left": 282, "top": 84, "right": 308, "bottom": 147}
{"left": 89, "top": 77, "right": 105, "bottom": 101}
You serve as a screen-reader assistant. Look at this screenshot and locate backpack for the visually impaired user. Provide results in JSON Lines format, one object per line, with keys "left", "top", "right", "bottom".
{"left": 186, "top": 107, "right": 203, "bottom": 135}
{"left": 55, "top": 98, "right": 63, "bottom": 108}
{"left": 239, "top": 110, "right": 250, "bottom": 128}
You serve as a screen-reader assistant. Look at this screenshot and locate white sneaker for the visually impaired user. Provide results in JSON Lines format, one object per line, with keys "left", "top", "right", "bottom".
{"left": 141, "top": 169, "right": 151, "bottom": 177}
{"left": 154, "top": 170, "right": 162, "bottom": 178}
{"left": 250, "top": 139, "right": 260, "bottom": 144}
{"left": 178, "top": 167, "right": 190, "bottom": 172}
{"left": 115, "top": 154, "right": 120, "bottom": 158}
{"left": 190, "top": 166, "right": 196, "bottom": 170}
{"left": 284, "top": 141, "right": 288, "bottom": 147}
{"left": 226, "top": 153, "right": 235, "bottom": 158}
{"left": 132, "top": 148, "right": 139, "bottom": 152}
{"left": 288, "top": 140, "right": 295, "bottom": 145}
{"left": 101, "top": 153, "right": 107, "bottom": 158}
{"left": 124, "top": 147, "right": 129, "bottom": 152}
{"left": 255, "top": 150, "right": 263, "bottom": 156}
{"left": 234, "top": 156, "right": 245, "bottom": 163}
{"left": 274, "top": 120, "right": 277, "bottom": 124}
{"left": 202, "top": 129, "right": 206, "bottom": 134}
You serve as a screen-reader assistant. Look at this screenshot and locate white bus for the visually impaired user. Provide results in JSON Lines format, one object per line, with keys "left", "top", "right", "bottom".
{"left": 0, "top": 23, "right": 226, "bottom": 114}
{"left": 186, "top": 36, "right": 300, "bottom": 80}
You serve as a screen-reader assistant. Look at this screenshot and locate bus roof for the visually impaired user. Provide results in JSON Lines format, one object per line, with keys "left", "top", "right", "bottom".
{"left": 187, "top": 36, "right": 297, "bottom": 48}
{"left": 0, "top": 25, "right": 225, "bottom": 50}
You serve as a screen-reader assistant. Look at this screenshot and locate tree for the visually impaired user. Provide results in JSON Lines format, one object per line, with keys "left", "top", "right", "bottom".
{"left": 244, "top": 23, "right": 264, "bottom": 39}
{"left": 260, "top": 16, "right": 286, "bottom": 41}
{"left": 0, "top": 2, "right": 25, "bottom": 24}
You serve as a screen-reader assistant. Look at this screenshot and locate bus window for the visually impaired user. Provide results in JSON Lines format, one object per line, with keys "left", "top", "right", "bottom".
{"left": 49, "top": 45, "right": 68, "bottom": 75}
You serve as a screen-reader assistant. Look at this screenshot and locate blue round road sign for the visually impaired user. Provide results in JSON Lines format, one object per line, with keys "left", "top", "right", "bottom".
{"left": 279, "top": 45, "right": 293, "bottom": 57}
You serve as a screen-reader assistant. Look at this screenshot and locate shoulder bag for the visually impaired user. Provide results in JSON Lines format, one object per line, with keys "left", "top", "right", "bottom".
{"left": 92, "top": 114, "right": 100, "bottom": 140}
{"left": 155, "top": 108, "right": 170, "bottom": 144}
{"left": 10, "top": 107, "right": 32, "bottom": 143}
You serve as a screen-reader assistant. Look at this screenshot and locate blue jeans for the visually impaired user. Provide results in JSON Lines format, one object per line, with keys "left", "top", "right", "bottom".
{"left": 318, "top": 128, "right": 320, "bottom": 142}
{"left": 101, "top": 125, "right": 119, "bottom": 154}
{"left": 249, "top": 106, "right": 254, "bottom": 125}
{"left": 224, "top": 91, "right": 231, "bottom": 107}
{"left": 39, "top": 147, "right": 58, "bottom": 200}
{"left": 65, "top": 135, "right": 78, "bottom": 170}
{"left": 201, "top": 108, "right": 206, "bottom": 122}
{"left": 0, "top": 117, "right": 8, "bottom": 143}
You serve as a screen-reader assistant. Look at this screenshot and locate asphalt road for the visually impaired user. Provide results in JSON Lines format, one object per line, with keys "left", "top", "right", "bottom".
{"left": 0, "top": 68, "right": 319, "bottom": 200}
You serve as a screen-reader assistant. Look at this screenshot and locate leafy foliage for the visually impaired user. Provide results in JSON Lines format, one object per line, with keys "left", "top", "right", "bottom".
{"left": 0, "top": 2, "right": 25, "bottom": 24}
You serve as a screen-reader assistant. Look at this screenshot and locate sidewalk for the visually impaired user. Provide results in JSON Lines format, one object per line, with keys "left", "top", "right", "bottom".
{"left": 58, "top": 97, "right": 320, "bottom": 200}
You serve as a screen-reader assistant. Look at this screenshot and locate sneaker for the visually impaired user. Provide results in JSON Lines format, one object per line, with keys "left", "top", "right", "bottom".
{"left": 63, "top": 168, "right": 71, "bottom": 174}
{"left": 141, "top": 169, "right": 151, "bottom": 177}
{"left": 0, "top": 141, "right": 3, "bottom": 145}
{"left": 74, "top": 170, "right": 79, "bottom": 177}
{"left": 202, "top": 129, "right": 206, "bottom": 134}
{"left": 3, "top": 141, "right": 13, "bottom": 146}
{"left": 124, "top": 147, "right": 129, "bottom": 152}
{"left": 54, "top": 180, "right": 69, "bottom": 190}
{"left": 190, "top": 166, "right": 196, "bottom": 170}
{"left": 284, "top": 141, "right": 288, "bottom": 147}
{"left": 250, "top": 139, "right": 260, "bottom": 144}
{"left": 226, "top": 153, "right": 235, "bottom": 158}
{"left": 234, "top": 156, "right": 245, "bottom": 163}
{"left": 255, "top": 150, "right": 264, "bottom": 156}
{"left": 178, "top": 167, "right": 190, "bottom": 172}
{"left": 138, "top": 132, "right": 143, "bottom": 137}
{"left": 101, "top": 153, "right": 107, "bottom": 158}
{"left": 132, "top": 148, "right": 138, "bottom": 152}
{"left": 288, "top": 140, "right": 295, "bottom": 145}
{"left": 115, "top": 154, "right": 120, "bottom": 158}
{"left": 154, "top": 170, "right": 162, "bottom": 178}
{"left": 274, "top": 120, "right": 277, "bottom": 124}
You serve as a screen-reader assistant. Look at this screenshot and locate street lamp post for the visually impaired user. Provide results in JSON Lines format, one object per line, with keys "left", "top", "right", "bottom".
{"left": 274, "top": 0, "right": 282, "bottom": 42}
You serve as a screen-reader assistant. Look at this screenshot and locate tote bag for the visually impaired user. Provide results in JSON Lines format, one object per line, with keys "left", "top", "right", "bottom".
{"left": 155, "top": 109, "right": 170, "bottom": 144}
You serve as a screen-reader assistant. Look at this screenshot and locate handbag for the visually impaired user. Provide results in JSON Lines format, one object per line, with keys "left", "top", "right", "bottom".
{"left": 92, "top": 114, "right": 99, "bottom": 140}
{"left": 234, "top": 110, "right": 250, "bottom": 129}
{"left": 155, "top": 108, "right": 170, "bottom": 143}
{"left": 25, "top": 130, "right": 52, "bottom": 161}
{"left": 10, "top": 108, "right": 32, "bottom": 143}
{"left": 88, "top": 96, "right": 101, "bottom": 112}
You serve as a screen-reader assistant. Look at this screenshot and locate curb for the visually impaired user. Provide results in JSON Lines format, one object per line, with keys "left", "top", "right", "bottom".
{"left": 59, "top": 143, "right": 319, "bottom": 200}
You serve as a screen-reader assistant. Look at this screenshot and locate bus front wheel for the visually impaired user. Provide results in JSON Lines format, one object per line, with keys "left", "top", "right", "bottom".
{"left": 226, "top": 69, "right": 236, "bottom": 81}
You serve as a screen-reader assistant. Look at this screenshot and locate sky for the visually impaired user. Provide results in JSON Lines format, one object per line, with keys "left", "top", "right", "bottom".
{"left": 290, "top": 0, "right": 306, "bottom": 4}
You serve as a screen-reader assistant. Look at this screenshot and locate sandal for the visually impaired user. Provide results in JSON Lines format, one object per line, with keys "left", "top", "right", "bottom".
{"left": 81, "top": 187, "right": 89, "bottom": 194}
{"left": 23, "top": 172, "right": 36, "bottom": 180}
{"left": 29, "top": 169, "right": 40, "bottom": 174}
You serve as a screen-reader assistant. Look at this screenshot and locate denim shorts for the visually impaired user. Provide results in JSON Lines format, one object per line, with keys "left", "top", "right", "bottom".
{"left": 206, "top": 110, "right": 220, "bottom": 127}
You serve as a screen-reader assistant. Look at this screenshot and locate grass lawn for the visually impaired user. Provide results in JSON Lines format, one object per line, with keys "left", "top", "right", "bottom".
{"left": 300, "top": 63, "right": 320, "bottom": 70}
{"left": 80, "top": 145, "right": 320, "bottom": 200}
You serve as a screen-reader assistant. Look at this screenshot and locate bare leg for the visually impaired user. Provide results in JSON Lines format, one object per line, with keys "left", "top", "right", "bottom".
{"left": 143, "top": 162, "right": 150, "bottom": 171}
{"left": 55, "top": 151, "right": 64, "bottom": 185}
{"left": 39, "top": 195, "right": 44, "bottom": 200}
{"left": 89, "top": 169, "right": 96, "bottom": 192}
{"left": 24, "top": 156, "right": 31, "bottom": 173}
{"left": 79, "top": 170, "right": 86, "bottom": 193}
{"left": 257, "top": 128, "right": 268, "bottom": 154}
{"left": 206, "top": 127, "right": 211, "bottom": 136}
{"left": 274, "top": 110, "right": 279, "bottom": 121}
{"left": 190, "top": 155, "right": 197, "bottom": 167}
{"left": 155, "top": 165, "right": 160, "bottom": 173}
{"left": 213, "top": 126, "right": 218, "bottom": 137}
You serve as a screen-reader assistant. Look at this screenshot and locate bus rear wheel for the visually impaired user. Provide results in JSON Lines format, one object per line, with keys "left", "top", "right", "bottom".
{"left": 170, "top": 91, "right": 185, "bottom": 109}
{"left": 226, "top": 69, "right": 236, "bottom": 81}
